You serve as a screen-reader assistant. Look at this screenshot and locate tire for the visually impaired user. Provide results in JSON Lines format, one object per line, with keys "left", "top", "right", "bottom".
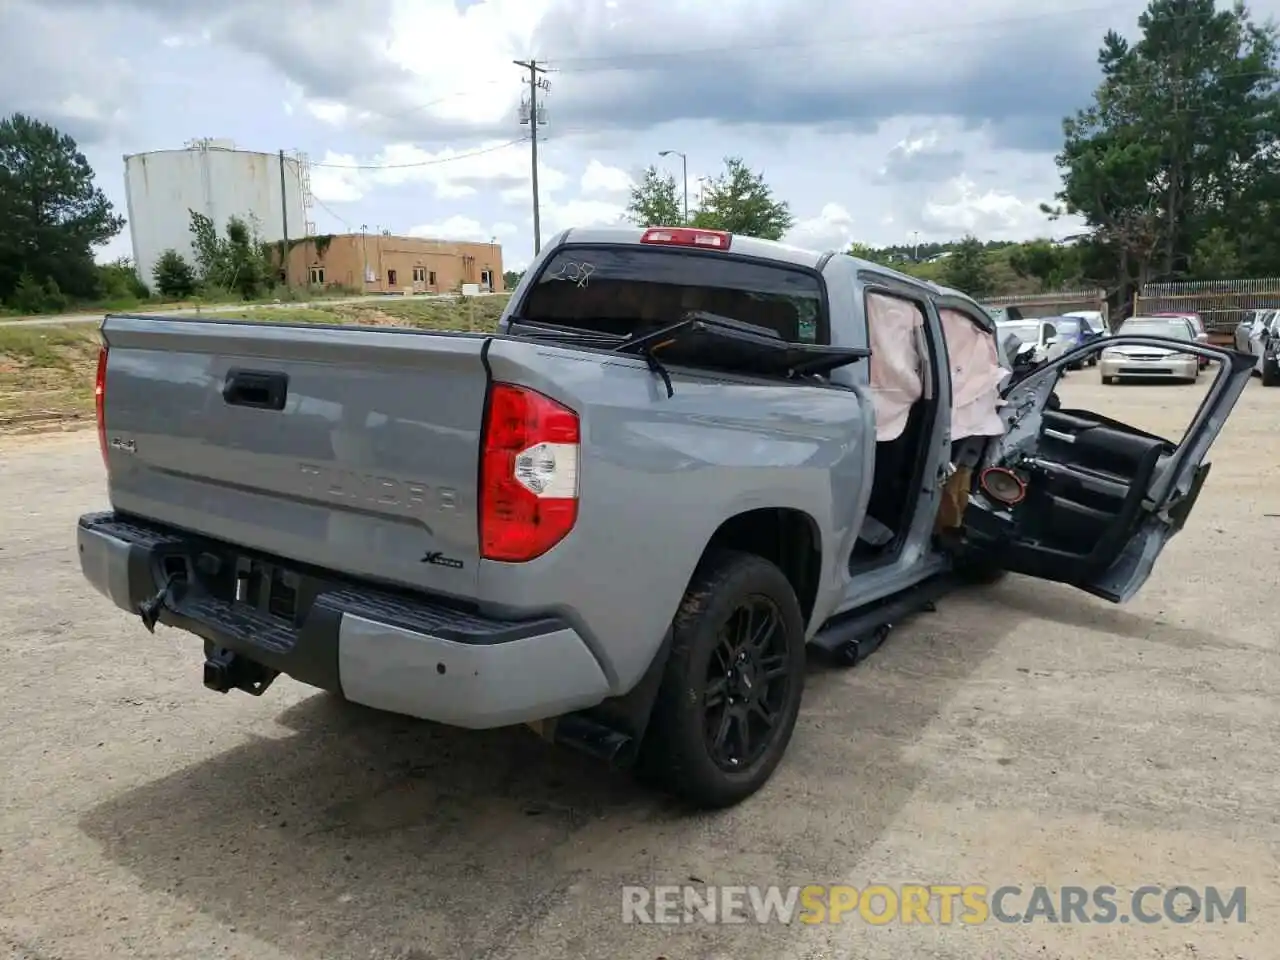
{"left": 638, "top": 549, "right": 807, "bottom": 809}
{"left": 1263, "top": 360, "right": 1280, "bottom": 387}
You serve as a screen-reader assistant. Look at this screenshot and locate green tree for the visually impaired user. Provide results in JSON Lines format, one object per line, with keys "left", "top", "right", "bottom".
{"left": 1188, "top": 226, "right": 1242, "bottom": 279}
{"left": 1007, "top": 240, "right": 1081, "bottom": 291}
{"left": 939, "top": 235, "right": 995, "bottom": 297}
{"left": 0, "top": 113, "right": 124, "bottom": 306}
{"left": 1049, "top": 0, "right": 1280, "bottom": 298}
{"left": 693, "top": 157, "right": 793, "bottom": 239}
{"left": 152, "top": 249, "right": 198, "bottom": 299}
{"left": 503, "top": 269, "right": 524, "bottom": 289}
{"left": 188, "top": 210, "right": 271, "bottom": 299}
{"left": 847, "top": 242, "right": 897, "bottom": 266}
{"left": 625, "top": 166, "right": 683, "bottom": 227}
{"left": 98, "top": 256, "right": 150, "bottom": 302}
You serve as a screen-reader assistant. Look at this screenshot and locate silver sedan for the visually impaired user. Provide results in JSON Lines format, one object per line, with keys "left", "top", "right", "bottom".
{"left": 1099, "top": 317, "right": 1202, "bottom": 384}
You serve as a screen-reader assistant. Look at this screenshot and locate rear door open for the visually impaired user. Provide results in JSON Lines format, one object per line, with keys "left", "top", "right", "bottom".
{"left": 957, "top": 336, "right": 1253, "bottom": 602}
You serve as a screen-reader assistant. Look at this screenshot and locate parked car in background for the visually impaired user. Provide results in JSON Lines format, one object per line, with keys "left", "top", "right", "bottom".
{"left": 1152, "top": 312, "right": 1210, "bottom": 368}
{"left": 1099, "top": 316, "right": 1202, "bottom": 384}
{"left": 1063, "top": 310, "right": 1109, "bottom": 338}
{"left": 1235, "top": 309, "right": 1280, "bottom": 385}
{"left": 1041, "top": 315, "right": 1102, "bottom": 368}
{"left": 995, "top": 318, "right": 1071, "bottom": 365}
{"left": 1233, "top": 310, "right": 1269, "bottom": 354}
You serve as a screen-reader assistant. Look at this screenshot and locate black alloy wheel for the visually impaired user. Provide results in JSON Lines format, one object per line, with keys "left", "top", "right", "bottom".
{"left": 702, "top": 596, "right": 794, "bottom": 771}
{"left": 639, "top": 549, "right": 807, "bottom": 809}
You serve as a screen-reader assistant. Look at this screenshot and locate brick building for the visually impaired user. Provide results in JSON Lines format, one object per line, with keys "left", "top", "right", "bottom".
{"left": 284, "top": 233, "right": 504, "bottom": 294}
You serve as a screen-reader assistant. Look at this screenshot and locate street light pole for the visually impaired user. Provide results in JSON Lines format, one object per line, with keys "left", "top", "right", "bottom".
{"left": 659, "top": 149, "right": 688, "bottom": 225}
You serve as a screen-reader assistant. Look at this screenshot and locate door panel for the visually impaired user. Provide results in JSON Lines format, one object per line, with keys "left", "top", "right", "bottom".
{"left": 958, "top": 336, "right": 1253, "bottom": 602}
{"left": 981, "top": 407, "right": 1173, "bottom": 581}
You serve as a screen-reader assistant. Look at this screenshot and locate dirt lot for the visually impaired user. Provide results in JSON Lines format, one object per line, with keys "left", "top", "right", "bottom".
{"left": 2, "top": 375, "right": 1277, "bottom": 960}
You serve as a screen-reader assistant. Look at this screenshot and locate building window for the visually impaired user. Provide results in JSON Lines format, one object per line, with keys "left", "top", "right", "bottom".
{"left": 412, "top": 266, "right": 426, "bottom": 283}
{"left": 428, "top": 271, "right": 436, "bottom": 285}
{"left": 309, "top": 266, "right": 325, "bottom": 285}
{"left": 387, "top": 269, "right": 398, "bottom": 286}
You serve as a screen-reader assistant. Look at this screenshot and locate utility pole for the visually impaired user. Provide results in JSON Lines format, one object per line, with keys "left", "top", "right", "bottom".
{"left": 659, "top": 150, "right": 688, "bottom": 224}
{"left": 514, "top": 59, "right": 550, "bottom": 255}
{"left": 360, "top": 224, "right": 368, "bottom": 288}
{"left": 278, "top": 149, "right": 291, "bottom": 287}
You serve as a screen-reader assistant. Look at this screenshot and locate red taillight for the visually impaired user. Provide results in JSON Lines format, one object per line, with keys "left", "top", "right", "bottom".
{"left": 95, "top": 343, "right": 109, "bottom": 469}
{"left": 640, "top": 226, "right": 732, "bottom": 250}
{"left": 479, "top": 383, "right": 580, "bottom": 562}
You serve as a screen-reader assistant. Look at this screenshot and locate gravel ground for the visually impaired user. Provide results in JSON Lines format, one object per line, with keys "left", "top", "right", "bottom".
{"left": 1, "top": 374, "right": 1277, "bottom": 960}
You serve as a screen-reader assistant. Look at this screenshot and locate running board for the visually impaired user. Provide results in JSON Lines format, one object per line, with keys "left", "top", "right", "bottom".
{"left": 810, "top": 573, "right": 957, "bottom": 666}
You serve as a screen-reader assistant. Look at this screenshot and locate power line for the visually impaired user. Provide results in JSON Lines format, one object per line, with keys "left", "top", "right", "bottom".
{"left": 308, "top": 137, "right": 526, "bottom": 170}
{"left": 514, "top": 59, "right": 550, "bottom": 255}
{"left": 310, "top": 194, "right": 353, "bottom": 231}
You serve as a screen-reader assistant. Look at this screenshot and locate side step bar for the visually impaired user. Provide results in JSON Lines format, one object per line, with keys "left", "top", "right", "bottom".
{"left": 811, "top": 573, "right": 957, "bottom": 666}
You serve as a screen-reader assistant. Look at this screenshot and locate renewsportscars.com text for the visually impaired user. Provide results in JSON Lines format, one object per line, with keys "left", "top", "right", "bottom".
{"left": 621, "top": 884, "right": 1247, "bottom": 925}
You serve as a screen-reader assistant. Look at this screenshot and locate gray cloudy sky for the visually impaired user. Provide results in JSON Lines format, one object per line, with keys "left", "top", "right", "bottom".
{"left": 5, "top": 0, "right": 1277, "bottom": 269}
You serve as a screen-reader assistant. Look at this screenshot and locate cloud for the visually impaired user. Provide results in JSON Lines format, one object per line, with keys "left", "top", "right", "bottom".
{"left": 784, "top": 204, "right": 857, "bottom": 252}
{"left": 579, "top": 159, "right": 632, "bottom": 197}
{"left": 408, "top": 215, "right": 517, "bottom": 241}
{"left": 876, "top": 128, "right": 966, "bottom": 184}
{"left": 920, "top": 176, "right": 1056, "bottom": 239}
{"left": 540, "top": 196, "right": 627, "bottom": 236}
{"left": 29, "top": 0, "right": 1204, "bottom": 272}
{"left": 33, "top": 0, "right": 1124, "bottom": 153}
{"left": 0, "top": 2, "right": 135, "bottom": 145}
{"left": 309, "top": 140, "right": 566, "bottom": 205}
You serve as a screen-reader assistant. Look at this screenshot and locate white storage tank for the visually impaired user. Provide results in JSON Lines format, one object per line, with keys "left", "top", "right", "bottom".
{"left": 123, "top": 140, "right": 308, "bottom": 289}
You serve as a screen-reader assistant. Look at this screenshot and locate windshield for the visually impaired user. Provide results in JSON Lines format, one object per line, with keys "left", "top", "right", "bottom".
{"left": 1117, "top": 318, "right": 1194, "bottom": 339}
{"left": 517, "top": 246, "right": 825, "bottom": 343}
{"left": 1048, "top": 317, "right": 1084, "bottom": 335}
{"left": 996, "top": 321, "right": 1041, "bottom": 343}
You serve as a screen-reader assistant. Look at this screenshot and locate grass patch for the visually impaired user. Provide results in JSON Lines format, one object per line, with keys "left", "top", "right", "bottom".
{"left": 207, "top": 307, "right": 349, "bottom": 323}
{"left": 0, "top": 325, "right": 101, "bottom": 422}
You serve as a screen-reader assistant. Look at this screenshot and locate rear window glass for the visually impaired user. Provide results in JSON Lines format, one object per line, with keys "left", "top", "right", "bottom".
{"left": 517, "top": 246, "right": 825, "bottom": 343}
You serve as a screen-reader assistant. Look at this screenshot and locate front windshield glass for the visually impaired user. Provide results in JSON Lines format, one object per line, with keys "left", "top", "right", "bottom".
{"left": 997, "top": 321, "right": 1041, "bottom": 343}
{"left": 1118, "top": 318, "right": 1193, "bottom": 339}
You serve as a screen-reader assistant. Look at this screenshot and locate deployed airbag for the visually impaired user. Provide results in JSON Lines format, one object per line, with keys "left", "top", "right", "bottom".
{"left": 866, "top": 292, "right": 925, "bottom": 442}
{"left": 940, "top": 308, "right": 1006, "bottom": 439}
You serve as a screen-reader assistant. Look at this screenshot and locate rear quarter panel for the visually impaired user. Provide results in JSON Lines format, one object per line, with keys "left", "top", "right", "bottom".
{"left": 480, "top": 336, "right": 873, "bottom": 693}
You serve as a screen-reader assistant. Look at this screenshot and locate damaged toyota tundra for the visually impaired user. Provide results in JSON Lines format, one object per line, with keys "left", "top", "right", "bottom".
{"left": 77, "top": 226, "right": 1253, "bottom": 808}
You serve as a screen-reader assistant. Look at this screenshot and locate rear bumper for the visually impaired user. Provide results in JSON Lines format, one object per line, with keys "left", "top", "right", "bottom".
{"left": 77, "top": 512, "right": 610, "bottom": 728}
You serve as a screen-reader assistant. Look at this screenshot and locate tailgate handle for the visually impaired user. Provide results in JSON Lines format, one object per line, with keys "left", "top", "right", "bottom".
{"left": 223, "top": 368, "right": 289, "bottom": 411}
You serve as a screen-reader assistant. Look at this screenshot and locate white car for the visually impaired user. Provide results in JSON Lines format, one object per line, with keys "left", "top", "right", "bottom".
{"left": 995, "top": 318, "right": 1071, "bottom": 365}
{"left": 1063, "top": 309, "right": 1108, "bottom": 338}
{"left": 1234, "top": 310, "right": 1279, "bottom": 377}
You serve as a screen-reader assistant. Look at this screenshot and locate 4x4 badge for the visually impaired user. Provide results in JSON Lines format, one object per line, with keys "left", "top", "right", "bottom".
{"left": 421, "top": 551, "right": 464, "bottom": 569}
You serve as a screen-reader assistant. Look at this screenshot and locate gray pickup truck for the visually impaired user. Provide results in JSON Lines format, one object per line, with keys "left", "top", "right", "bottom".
{"left": 77, "top": 226, "right": 1253, "bottom": 808}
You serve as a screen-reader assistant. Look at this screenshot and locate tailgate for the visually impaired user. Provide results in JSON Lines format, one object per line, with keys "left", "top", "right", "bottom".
{"left": 100, "top": 315, "right": 489, "bottom": 599}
